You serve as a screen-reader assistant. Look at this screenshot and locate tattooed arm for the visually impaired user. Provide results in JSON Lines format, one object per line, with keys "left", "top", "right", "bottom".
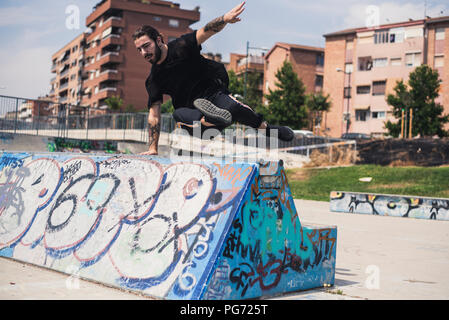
{"left": 196, "top": 2, "right": 245, "bottom": 45}
{"left": 141, "top": 101, "right": 161, "bottom": 155}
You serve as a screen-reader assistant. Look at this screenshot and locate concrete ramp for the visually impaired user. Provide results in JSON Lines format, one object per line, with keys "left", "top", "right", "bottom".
{"left": 0, "top": 151, "right": 336, "bottom": 300}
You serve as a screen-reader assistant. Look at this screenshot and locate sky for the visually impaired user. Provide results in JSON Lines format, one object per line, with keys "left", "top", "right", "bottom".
{"left": 0, "top": 0, "right": 448, "bottom": 100}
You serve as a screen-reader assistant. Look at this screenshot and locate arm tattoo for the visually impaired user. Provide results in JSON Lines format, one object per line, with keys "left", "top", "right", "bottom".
{"left": 204, "top": 15, "right": 226, "bottom": 33}
{"left": 148, "top": 122, "right": 161, "bottom": 148}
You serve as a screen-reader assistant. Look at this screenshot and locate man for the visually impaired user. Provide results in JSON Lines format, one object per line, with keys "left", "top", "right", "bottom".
{"left": 133, "top": 2, "right": 294, "bottom": 155}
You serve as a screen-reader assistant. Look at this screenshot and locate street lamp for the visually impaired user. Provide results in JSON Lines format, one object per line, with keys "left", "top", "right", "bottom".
{"left": 336, "top": 67, "right": 352, "bottom": 135}
{"left": 244, "top": 41, "right": 269, "bottom": 100}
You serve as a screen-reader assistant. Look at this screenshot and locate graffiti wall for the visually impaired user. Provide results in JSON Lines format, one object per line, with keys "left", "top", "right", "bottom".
{"left": 330, "top": 191, "right": 449, "bottom": 221}
{"left": 0, "top": 151, "right": 337, "bottom": 299}
{"left": 203, "top": 164, "right": 337, "bottom": 299}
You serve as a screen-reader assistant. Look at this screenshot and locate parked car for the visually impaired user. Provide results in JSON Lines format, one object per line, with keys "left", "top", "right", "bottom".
{"left": 341, "top": 132, "right": 371, "bottom": 140}
{"left": 293, "top": 130, "right": 314, "bottom": 138}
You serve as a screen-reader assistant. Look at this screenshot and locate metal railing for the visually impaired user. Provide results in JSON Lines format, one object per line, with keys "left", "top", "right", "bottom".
{"left": 1, "top": 94, "right": 356, "bottom": 162}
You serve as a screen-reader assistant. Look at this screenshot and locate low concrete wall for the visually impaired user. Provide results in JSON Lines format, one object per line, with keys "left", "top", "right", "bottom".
{"left": 330, "top": 191, "right": 449, "bottom": 220}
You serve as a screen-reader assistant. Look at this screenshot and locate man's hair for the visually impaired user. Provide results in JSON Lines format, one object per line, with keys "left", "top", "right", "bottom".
{"left": 132, "top": 25, "right": 164, "bottom": 43}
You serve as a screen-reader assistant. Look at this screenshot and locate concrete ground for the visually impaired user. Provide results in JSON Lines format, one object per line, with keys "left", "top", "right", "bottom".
{"left": 1, "top": 199, "right": 448, "bottom": 300}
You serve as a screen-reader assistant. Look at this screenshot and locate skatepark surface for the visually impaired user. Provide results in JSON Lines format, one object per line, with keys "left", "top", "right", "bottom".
{"left": 1, "top": 199, "right": 448, "bottom": 300}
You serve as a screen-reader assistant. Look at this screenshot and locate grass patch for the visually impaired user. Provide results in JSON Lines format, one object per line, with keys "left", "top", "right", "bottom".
{"left": 286, "top": 165, "right": 449, "bottom": 202}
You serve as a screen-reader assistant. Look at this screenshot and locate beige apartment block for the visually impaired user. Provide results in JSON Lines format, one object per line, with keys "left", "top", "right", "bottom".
{"left": 49, "top": 0, "right": 200, "bottom": 114}
{"left": 323, "top": 16, "right": 449, "bottom": 138}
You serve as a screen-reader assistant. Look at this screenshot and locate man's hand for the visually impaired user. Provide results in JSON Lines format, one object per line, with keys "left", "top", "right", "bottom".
{"left": 223, "top": 2, "right": 245, "bottom": 24}
{"left": 197, "top": 2, "right": 246, "bottom": 45}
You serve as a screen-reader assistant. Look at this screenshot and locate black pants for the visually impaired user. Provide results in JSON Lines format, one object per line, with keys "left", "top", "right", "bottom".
{"left": 172, "top": 91, "right": 264, "bottom": 136}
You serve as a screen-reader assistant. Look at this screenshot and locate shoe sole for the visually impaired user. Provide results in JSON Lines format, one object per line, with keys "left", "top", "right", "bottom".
{"left": 193, "top": 99, "right": 232, "bottom": 126}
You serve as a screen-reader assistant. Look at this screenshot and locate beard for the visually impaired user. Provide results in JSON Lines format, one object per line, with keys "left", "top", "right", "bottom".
{"left": 145, "top": 44, "right": 162, "bottom": 64}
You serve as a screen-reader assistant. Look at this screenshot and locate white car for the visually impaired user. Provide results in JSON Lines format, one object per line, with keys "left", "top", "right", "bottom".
{"left": 293, "top": 130, "right": 314, "bottom": 137}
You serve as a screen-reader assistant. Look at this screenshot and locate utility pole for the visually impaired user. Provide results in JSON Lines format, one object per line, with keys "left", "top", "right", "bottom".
{"left": 244, "top": 41, "right": 269, "bottom": 101}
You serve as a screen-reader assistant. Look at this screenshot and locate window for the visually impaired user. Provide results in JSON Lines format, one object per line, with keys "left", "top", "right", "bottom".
{"left": 315, "top": 75, "right": 323, "bottom": 87}
{"left": 435, "top": 55, "right": 444, "bottom": 68}
{"left": 436, "top": 28, "right": 445, "bottom": 40}
{"left": 405, "top": 27, "right": 423, "bottom": 39}
{"left": 372, "top": 80, "right": 386, "bottom": 96}
{"left": 169, "top": 19, "right": 179, "bottom": 27}
{"left": 373, "top": 58, "right": 388, "bottom": 68}
{"left": 391, "top": 58, "right": 402, "bottom": 66}
{"left": 102, "top": 27, "right": 112, "bottom": 39}
{"left": 389, "top": 28, "right": 405, "bottom": 43}
{"left": 357, "top": 85, "right": 371, "bottom": 94}
{"left": 345, "top": 63, "right": 353, "bottom": 73}
{"left": 405, "top": 52, "right": 421, "bottom": 67}
{"left": 356, "top": 110, "right": 368, "bottom": 121}
{"left": 316, "top": 53, "right": 324, "bottom": 66}
{"left": 372, "top": 111, "right": 386, "bottom": 119}
{"left": 358, "top": 57, "right": 373, "bottom": 71}
{"left": 346, "top": 40, "right": 354, "bottom": 50}
{"left": 374, "top": 30, "right": 389, "bottom": 44}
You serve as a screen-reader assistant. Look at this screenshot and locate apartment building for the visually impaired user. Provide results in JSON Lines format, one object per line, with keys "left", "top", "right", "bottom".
{"left": 228, "top": 53, "right": 265, "bottom": 75}
{"left": 50, "top": 33, "right": 86, "bottom": 107}
{"left": 17, "top": 100, "right": 53, "bottom": 122}
{"left": 263, "top": 43, "right": 325, "bottom": 103}
{"left": 323, "top": 16, "right": 449, "bottom": 138}
{"left": 49, "top": 0, "right": 200, "bottom": 114}
{"left": 226, "top": 53, "right": 265, "bottom": 99}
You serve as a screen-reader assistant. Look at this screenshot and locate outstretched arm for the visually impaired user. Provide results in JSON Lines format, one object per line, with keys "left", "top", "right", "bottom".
{"left": 196, "top": 2, "right": 245, "bottom": 45}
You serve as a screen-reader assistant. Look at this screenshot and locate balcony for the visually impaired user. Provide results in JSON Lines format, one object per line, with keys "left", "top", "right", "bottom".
{"left": 101, "top": 33, "right": 124, "bottom": 47}
{"left": 59, "top": 82, "right": 69, "bottom": 91}
{"left": 98, "top": 70, "right": 122, "bottom": 82}
{"left": 95, "top": 87, "right": 121, "bottom": 100}
{"left": 102, "top": 16, "right": 125, "bottom": 29}
{"left": 99, "top": 51, "right": 123, "bottom": 64}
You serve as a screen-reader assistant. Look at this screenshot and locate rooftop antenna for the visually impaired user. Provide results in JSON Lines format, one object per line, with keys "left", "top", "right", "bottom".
{"left": 424, "top": 0, "right": 427, "bottom": 18}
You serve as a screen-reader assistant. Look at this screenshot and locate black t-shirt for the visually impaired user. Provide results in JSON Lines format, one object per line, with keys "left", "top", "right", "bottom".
{"left": 145, "top": 31, "right": 229, "bottom": 110}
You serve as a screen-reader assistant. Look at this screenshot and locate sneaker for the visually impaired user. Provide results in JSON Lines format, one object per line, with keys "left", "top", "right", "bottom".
{"left": 193, "top": 98, "right": 232, "bottom": 126}
{"left": 266, "top": 124, "right": 295, "bottom": 142}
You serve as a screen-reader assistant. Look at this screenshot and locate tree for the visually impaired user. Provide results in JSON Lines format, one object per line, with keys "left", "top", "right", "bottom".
{"left": 385, "top": 65, "right": 449, "bottom": 138}
{"left": 305, "top": 91, "right": 331, "bottom": 134}
{"left": 227, "top": 69, "right": 263, "bottom": 110}
{"left": 262, "top": 60, "right": 308, "bottom": 129}
{"left": 161, "top": 99, "right": 174, "bottom": 114}
{"left": 105, "top": 95, "right": 123, "bottom": 113}
{"left": 228, "top": 70, "right": 244, "bottom": 99}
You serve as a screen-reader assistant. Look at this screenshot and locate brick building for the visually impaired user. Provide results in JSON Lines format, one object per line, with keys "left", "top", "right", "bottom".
{"left": 323, "top": 16, "right": 449, "bottom": 138}
{"left": 49, "top": 33, "right": 86, "bottom": 107}
{"left": 263, "top": 42, "right": 324, "bottom": 104}
{"left": 49, "top": 0, "right": 200, "bottom": 114}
